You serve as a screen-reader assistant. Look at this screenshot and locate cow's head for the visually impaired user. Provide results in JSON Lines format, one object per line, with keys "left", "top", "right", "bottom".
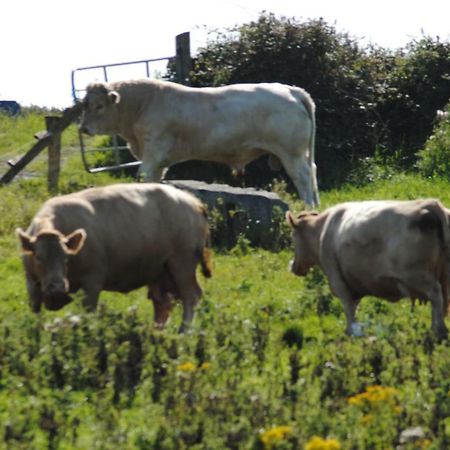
{"left": 286, "top": 210, "right": 321, "bottom": 276}
{"left": 17, "top": 228, "right": 87, "bottom": 311}
{"left": 79, "top": 83, "right": 121, "bottom": 136}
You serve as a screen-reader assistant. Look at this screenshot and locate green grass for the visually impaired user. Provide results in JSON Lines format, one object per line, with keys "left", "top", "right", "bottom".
{"left": 0, "top": 109, "right": 80, "bottom": 157}
{"left": 320, "top": 174, "right": 450, "bottom": 207}
{"left": 0, "top": 112, "right": 449, "bottom": 449}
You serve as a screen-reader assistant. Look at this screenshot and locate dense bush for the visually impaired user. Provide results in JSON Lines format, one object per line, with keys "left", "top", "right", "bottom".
{"left": 175, "top": 13, "right": 450, "bottom": 189}
{"left": 378, "top": 38, "right": 450, "bottom": 166}
{"left": 416, "top": 105, "right": 450, "bottom": 180}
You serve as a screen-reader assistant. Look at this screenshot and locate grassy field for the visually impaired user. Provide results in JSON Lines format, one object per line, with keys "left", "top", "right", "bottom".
{"left": 0, "top": 111, "right": 449, "bottom": 449}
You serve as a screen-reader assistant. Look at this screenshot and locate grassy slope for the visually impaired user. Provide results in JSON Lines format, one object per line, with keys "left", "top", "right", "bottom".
{"left": 0, "top": 112, "right": 449, "bottom": 449}
{"left": 0, "top": 110, "right": 80, "bottom": 157}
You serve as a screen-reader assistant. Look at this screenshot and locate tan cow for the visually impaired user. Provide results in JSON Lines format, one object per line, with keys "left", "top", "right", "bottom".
{"left": 17, "top": 183, "right": 212, "bottom": 332}
{"left": 286, "top": 200, "right": 450, "bottom": 339}
{"left": 79, "top": 79, "right": 319, "bottom": 206}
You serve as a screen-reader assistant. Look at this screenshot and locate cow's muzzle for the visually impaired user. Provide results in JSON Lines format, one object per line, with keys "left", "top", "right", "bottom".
{"left": 43, "top": 292, "right": 73, "bottom": 311}
{"left": 43, "top": 278, "right": 68, "bottom": 295}
{"left": 42, "top": 278, "right": 72, "bottom": 310}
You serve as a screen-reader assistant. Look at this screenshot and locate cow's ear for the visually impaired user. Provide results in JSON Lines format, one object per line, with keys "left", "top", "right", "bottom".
{"left": 17, "top": 228, "right": 35, "bottom": 254}
{"left": 63, "top": 229, "right": 87, "bottom": 255}
{"left": 285, "top": 211, "right": 299, "bottom": 228}
{"left": 108, "top": 91, "right": 121, "bottom": 105}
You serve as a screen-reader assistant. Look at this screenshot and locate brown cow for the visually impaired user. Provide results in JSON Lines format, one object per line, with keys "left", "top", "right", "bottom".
{"left": 79, "top": 79, "right": 319, "bottom": 206}
{"left": 17, "top": 183, "right": 212, "bottom": 332}
{"left": 286, "top": 200, "right": 450, "bottom": 339}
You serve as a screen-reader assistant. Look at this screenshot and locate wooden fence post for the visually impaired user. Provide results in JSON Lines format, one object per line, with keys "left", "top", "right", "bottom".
{"left": 45, "top": 116, "right": 62, "bottom": 192}
{"left": 0, "top": 103, "right": 82, "bottom": 186}
{"left": 176, "top": 32, "right": 191, "bottom": 85}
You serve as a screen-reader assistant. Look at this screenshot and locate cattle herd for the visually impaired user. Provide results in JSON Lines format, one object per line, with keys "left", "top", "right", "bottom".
{"left": 17, "top": 80, "right": 450, "bottom": 340}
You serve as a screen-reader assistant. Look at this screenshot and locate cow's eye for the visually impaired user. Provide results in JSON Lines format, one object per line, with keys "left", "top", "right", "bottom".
{"left": 96, "top": 104, "right": 104, "bottom": 112}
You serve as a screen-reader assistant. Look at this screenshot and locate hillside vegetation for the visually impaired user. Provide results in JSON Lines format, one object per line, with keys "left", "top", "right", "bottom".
{"left": 0, "top": 105, "right": 449, "bottom": 449}
{"left": 0, "top": 12, "right": 449, "bottom": 447}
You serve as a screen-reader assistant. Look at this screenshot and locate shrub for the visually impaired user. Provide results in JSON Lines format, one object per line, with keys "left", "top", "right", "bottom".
{"left": 346, "top": 151, "right": 399, "bottom": 187}
{"left": 186, "top": 14, "right": 450, "bottom": 189}
{"left": 377, "top": 38, "right": 450, "bottom": 166}
{"left": 281, "top": 324, "right": 304, "bottom": 349}
{"left": 416, "top": 104, "right": 450, "bottom": 180}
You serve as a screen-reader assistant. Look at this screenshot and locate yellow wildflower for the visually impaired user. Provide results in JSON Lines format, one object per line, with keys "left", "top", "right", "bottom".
{"left": 199, "top": 362, "right": 211, "bottom": 370}
{"left": 418, "top": 439, "right": 432, "bottom": 449}
{"left": 305, "top": 436, "right": 341, "bottom": 450}
{"left": 177, "top": 362, "right": 196, "bottom": 372}
{"left": 348, "top": 395, "right": 364, "bottom": 407}
{"left": 365, "top": 385, "right": 397, "bottom": 403}
{"left": 361, "top": 414, "right": 374, "bottom": 425}
{"left": 348, "top": 385, "right": 398, "bottom": 407}
{"left": 260, "top": 425, "right": 292, "bottom": 449}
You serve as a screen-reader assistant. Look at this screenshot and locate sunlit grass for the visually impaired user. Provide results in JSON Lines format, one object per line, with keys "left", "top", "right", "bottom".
{"left": 0, "top": 111, "right": 449, "bottom": 448}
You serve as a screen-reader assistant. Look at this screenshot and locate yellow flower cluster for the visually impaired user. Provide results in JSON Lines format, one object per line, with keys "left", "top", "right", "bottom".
{"left": 305, "top": 436, "right": 341, "bottom": 450}
{"left": 177, "top": 361, "right": 196, "bottom": 372}
{"left": 418, "top": 439, "right": 432, "bottom": 449}
{"left": 348, "top": 385, "right": 398, "bottom": 407}
{"left": 259, "top": 425, "right": 292, "bottom": 448}
{"left": 361, "top": 414, "right": 374, "bottom": 425}
{"left": 176, "top": 361, "right": 211, "bottom": 372}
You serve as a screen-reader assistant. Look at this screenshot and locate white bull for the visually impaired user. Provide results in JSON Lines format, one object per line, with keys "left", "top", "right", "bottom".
{"left": 80, "top": 79, "right": 319, "bottom": 206}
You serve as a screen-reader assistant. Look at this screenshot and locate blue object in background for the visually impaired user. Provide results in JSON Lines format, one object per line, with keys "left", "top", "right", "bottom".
{"left": 0, "top": 100, "right": 21, "bottom": 116}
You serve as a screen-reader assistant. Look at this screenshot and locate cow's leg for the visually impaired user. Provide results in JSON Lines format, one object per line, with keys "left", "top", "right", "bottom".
{"left": 26, "top": 276, "right": 43, "bottom": 313}
{"left": 399, "top": 278, "right": 448, "bottom": 339}
{"left": 311, "top": 161, "right": 320, "bottom": 206}
{"left": 441, "top": 270, "right": 449, "bottom": 316}
{"left": 427, "top": 282, "right": 448, "bottom": 339}
{"left": 328, "top": 278, "right": 361, "bottom": 335}
{"left": 321, "top": 259, "right": 361, "bottom": 335}
{"left": 148, "top": 282, "right": 174, "bottom": 329}
{"left": 318, "top": 221, "right": 365, "bottom": 335}
{"left": 280, "top": 155, "right": 316, "bottom": 207}
{"left": 167, "top": 259, "right": 202, "bottom": 333}
{"left": 138, "top": 161, "right": 165, "bottom": 182}
{"left": 341, "top": 297, "right": 362, "bottom": 336}
{"left": 138, "top": 138, "right": 172, "bottom": 182}
{"left": 178, "top": 275, "right": 202, "bottom": 334}
{"left": 81, "top": 279, "right": 102, "bottom": 312}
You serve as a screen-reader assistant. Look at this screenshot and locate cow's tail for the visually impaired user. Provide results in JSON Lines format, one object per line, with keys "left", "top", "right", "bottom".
{"left": 201, "top": 246, "right": 213, "bottom": 279}
{"left": 300, "top": 89, "right": 319, "bottom": 205}
{"left": 424, "top": 200, "right": 450, "bottom": 315}
{"left": 199, "top": 205, "right": 213, "bottom": 278}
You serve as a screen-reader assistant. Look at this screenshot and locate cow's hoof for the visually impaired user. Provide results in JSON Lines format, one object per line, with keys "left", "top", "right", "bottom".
{"left": 435, "top": 328, "right": 448, "bottom": 342}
